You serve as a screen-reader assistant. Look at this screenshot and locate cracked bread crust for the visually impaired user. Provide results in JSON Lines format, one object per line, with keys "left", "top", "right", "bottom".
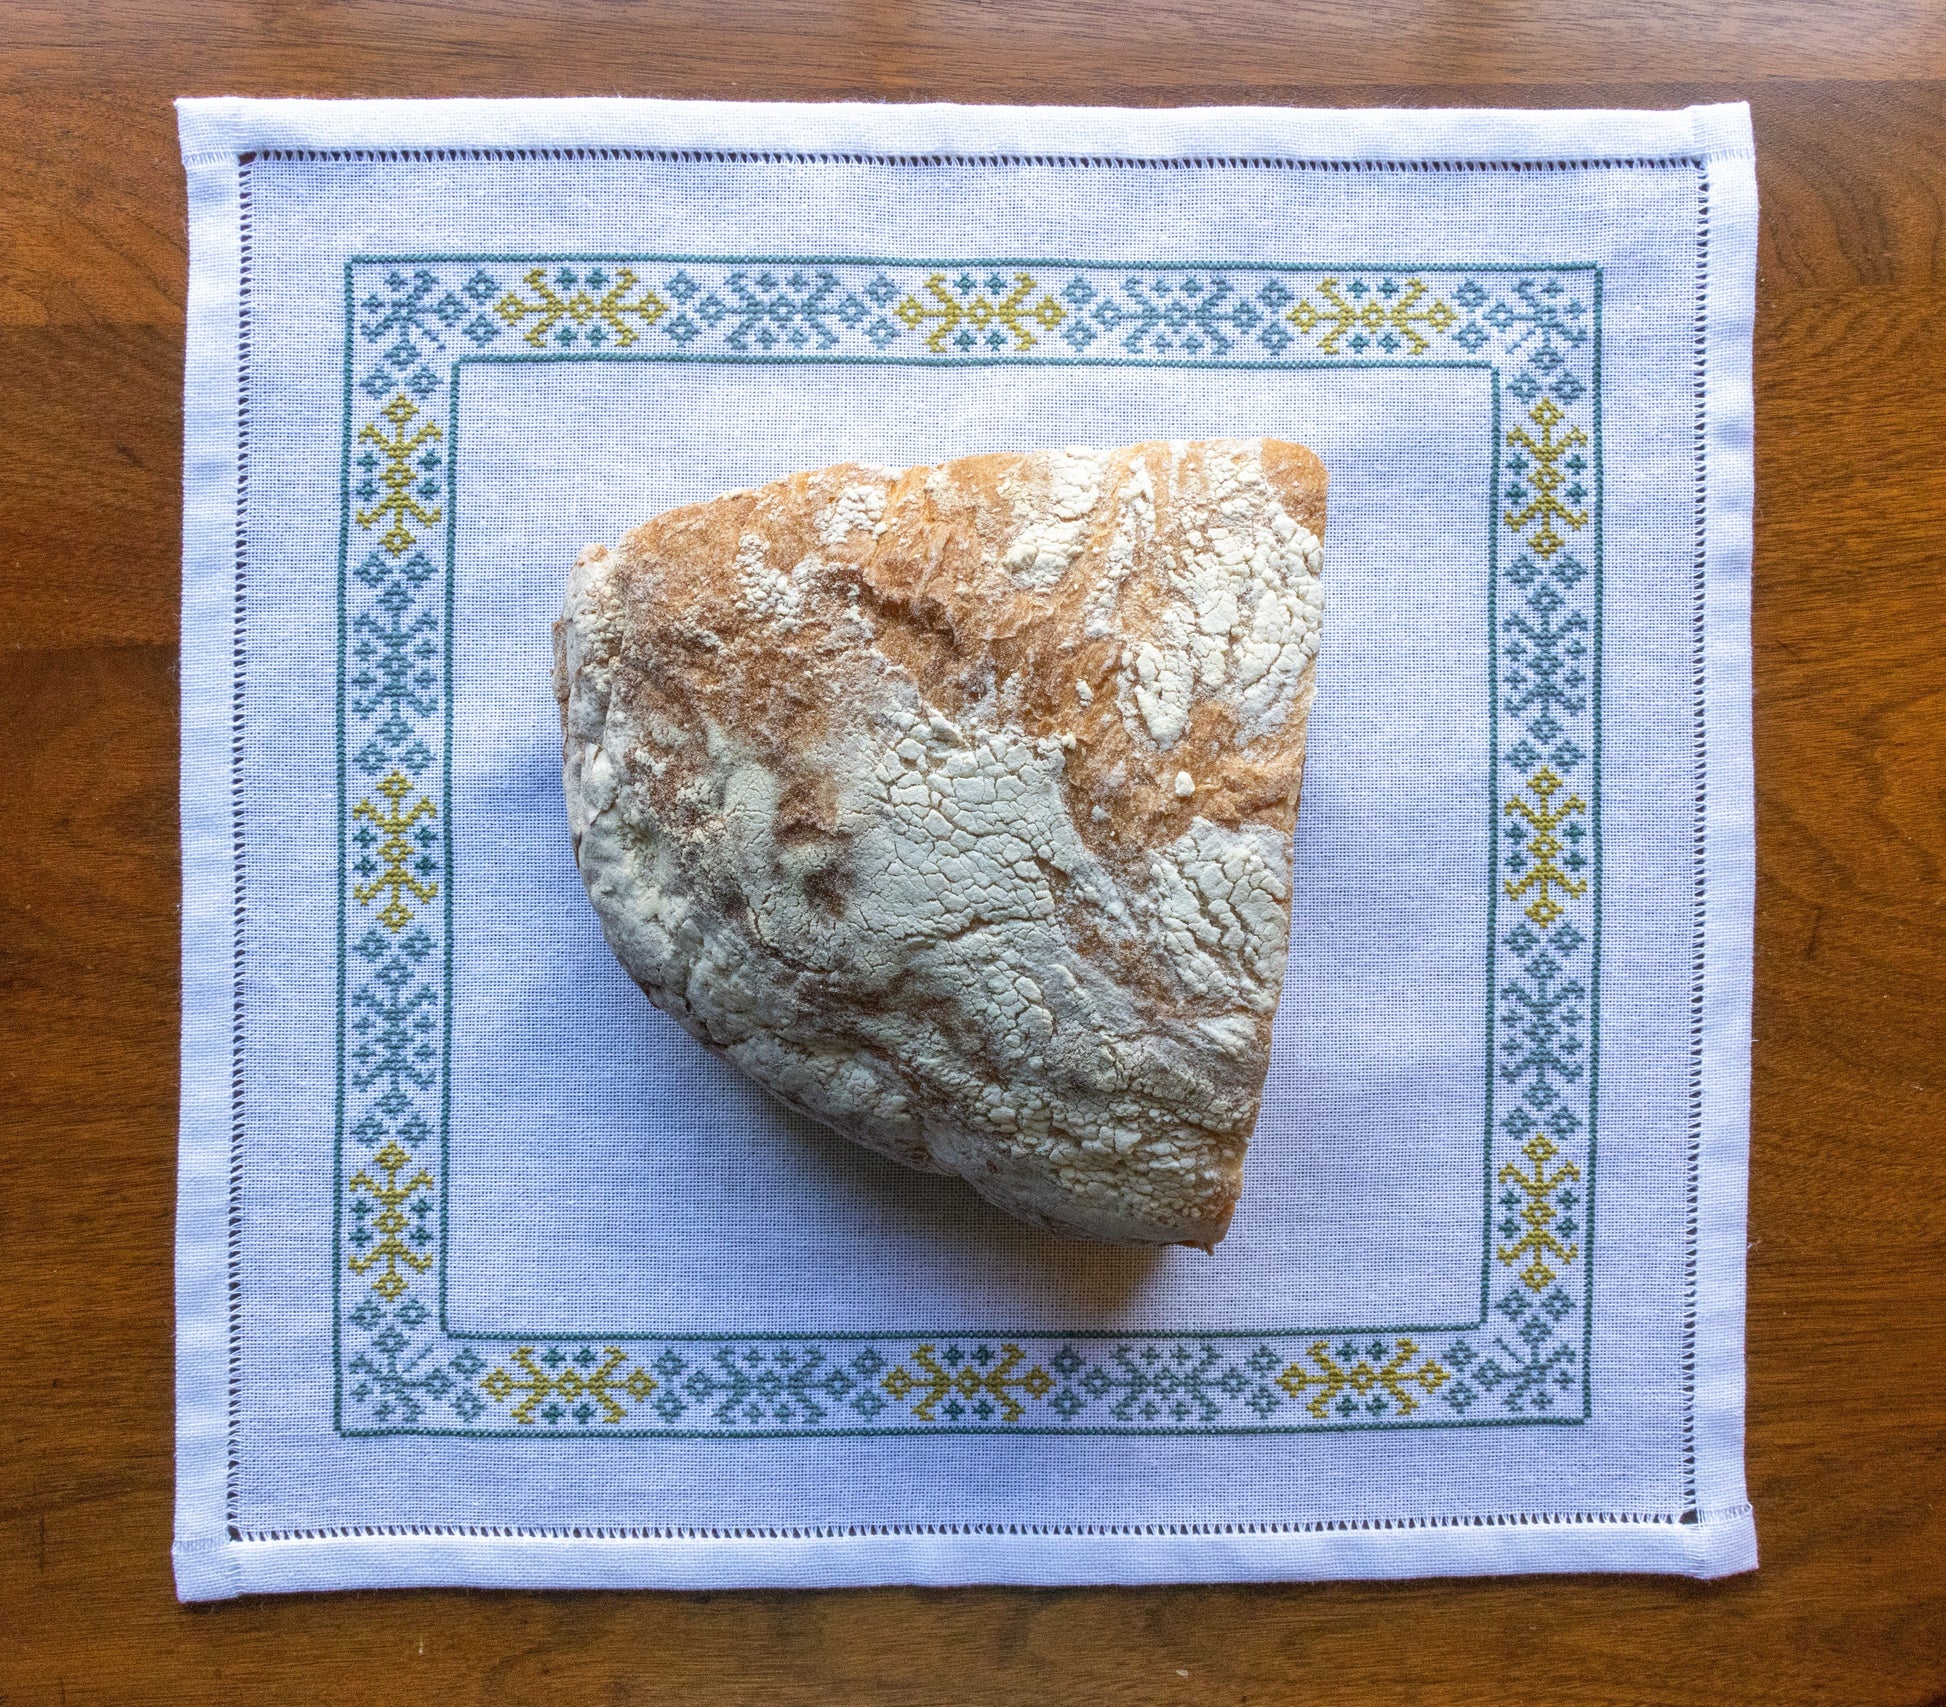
{"left": 553, "top": 438, "right": 1327, "bottom": 1246}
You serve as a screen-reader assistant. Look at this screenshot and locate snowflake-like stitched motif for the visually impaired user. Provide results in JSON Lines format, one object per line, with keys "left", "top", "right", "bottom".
{"left": 332, "top": 257, "right": 1602, "bottom": 1435}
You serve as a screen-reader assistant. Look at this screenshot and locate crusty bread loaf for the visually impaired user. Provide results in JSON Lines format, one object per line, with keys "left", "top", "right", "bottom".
{"left": 554, "top": 439, "right": 1326, "bottom": 1245}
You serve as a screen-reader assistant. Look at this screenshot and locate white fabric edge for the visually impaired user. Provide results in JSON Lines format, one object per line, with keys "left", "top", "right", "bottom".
{"left": 1693, "top": 115, "right": 1759, "bottom": 1538}
{"left": 174, "top": 1507, "right": 1757, "bottom": 1600}
{"left": 174, "top": 136, "right": 245, "bottom": 1602}
{"left": 168, "top": 95, "right": 1762, "bottom": 1601}
{"left": 175, "top": 95, "right": 1754, "bottom": 169}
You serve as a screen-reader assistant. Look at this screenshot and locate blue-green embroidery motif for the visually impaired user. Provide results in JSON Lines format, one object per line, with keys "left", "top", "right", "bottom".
{"left": 334, "top": 254, "right": 1603, "bottom": 1436}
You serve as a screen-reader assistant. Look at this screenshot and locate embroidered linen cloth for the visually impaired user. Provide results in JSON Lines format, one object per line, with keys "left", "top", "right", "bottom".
{"left": 174, "top": 97, "right": 1758, "bottom": 1599}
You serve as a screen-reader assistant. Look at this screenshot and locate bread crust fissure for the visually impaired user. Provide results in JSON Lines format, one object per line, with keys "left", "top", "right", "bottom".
{"left": 554, "top": 439, "right": 1327, "bottom": 1246}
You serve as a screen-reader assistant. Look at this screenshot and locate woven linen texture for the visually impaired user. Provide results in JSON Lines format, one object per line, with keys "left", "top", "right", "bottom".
{"left": 175, "top": 98, "right": 1757, "bottom": 1597}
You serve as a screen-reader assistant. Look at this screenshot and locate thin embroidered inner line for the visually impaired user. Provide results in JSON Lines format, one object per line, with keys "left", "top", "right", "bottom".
{"left": 316, "top": 254, "right": 1606, "bottom": 1442}
{"left": 230, "top": 1506, "right": 1741, "bottom": 1544}
{"left": 242, "top": 145, "right": 1712, "bottom": 174}
{"left": 226, "top": 154, "right": 255, "bottom": 1535}
{"left": 216, "top": 152, "right": 1657, "bottom": 1487}
{"left": 207, "top": 144, "right": 1725, "bottom": 1528}
{"left": 1680, "top": 160, "right": 1712, "bottom": 1517}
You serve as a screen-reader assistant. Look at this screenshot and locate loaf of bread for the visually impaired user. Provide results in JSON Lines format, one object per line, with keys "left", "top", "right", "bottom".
{"left": 554, "top": 439, "right": 1326, "bottom": 1245}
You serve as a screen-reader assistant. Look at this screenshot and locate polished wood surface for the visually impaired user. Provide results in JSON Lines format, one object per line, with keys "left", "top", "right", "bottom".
{"left": 4, "top": 5, "right": 1943, "bottom": 1702}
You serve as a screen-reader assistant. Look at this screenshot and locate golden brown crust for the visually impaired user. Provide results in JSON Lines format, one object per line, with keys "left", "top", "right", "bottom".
{"left": 555, "top": 439, "right": 1327, "bottom": 1245}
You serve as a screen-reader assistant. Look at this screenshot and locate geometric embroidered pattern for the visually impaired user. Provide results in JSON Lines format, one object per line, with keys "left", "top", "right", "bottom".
{"left": 1495, "top": 1132, "right": 1583, "bottom": 1293}
{"left": 350, "top": 771, "right": 438, "bottom": 932}
{"left": 1276, "top": 1338, "right": 1453, "bottom": 1420}
{"left": 1504, "top": 397, "right": 1590, "bottom": 561}
{"left": 893, "top": 271, "right": 1068, "bottom": 353}
{"left": 1286, "top": 276, "right": 1457, "bottom": 357}
{"left": 494, "top": 265, "right": 669, "bottom": 350}
{"left": 353, "top": 394, "right": 443, "bottom": 558}
{"left": 335, "top": 254, "right": 1602, "bottom": 1435}
{"left": 1503, "top": 766, "right": 1588, "bottom": 929}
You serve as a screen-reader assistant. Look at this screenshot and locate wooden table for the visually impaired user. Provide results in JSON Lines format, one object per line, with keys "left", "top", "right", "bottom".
{"left": 5, "top": 4, "right": 1943, "bottom": 1701}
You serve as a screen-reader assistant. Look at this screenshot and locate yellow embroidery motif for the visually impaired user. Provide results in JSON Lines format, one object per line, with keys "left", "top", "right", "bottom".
{"left": 894, "top": 273, "right": 1066, "bottom": 353}
{"left": 881, "top": 1343, "right": 1054, "bottom": 1423}
{"left": 352, "top": 770, "right": 439, "bottom": 931}
{"left": 346, "top": 1142, "right": 435, "bottom": 1301}
{"left": 1276, "top": 1339, "right": 1450, "bottom": 1420}
{"left": 354, "top": 394, "right": 444, "bottom": 558}
{"left": 1504, "top": 397, "right": 1589, "bottom": 561}
{"left": 1503, "top": 765, "right": 1587, "bottom": 928}
{"left": 1497, "top": 1131, "right": 1582, "bottom": 1292}
{"left": 1286, "top": 276, "right": 1456, "bottom": 356}
{"left": 481, "top": 1347, "right": 658, "bottom": 1426}
{"left": 494, "top": 265, "right": 669, "bottom": 350}
{"left": 330, "top": 257, "right": 1610, "bottom": 1437}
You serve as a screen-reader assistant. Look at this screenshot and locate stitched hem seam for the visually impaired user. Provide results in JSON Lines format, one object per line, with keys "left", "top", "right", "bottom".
{"left": 227, "top": 1507, "right": 1742, "bottom": 1544}
{"left": 243, "top": 146, "right": 1719, "bottom": 172}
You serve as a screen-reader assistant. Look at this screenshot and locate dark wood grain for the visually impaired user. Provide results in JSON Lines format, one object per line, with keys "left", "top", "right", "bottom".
{"left": 3, "top": 5, "right": 1943, "bottom": 1703}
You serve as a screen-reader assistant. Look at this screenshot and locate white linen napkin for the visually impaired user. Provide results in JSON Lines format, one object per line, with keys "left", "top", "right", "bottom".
{"left": 174, "top": 96, "right": 1757, "bottom": 1598}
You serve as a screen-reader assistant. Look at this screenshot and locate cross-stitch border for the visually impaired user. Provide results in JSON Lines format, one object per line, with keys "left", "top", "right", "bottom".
{"left": 327, "top": 251, "right": 1606, "bottom": 1438}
